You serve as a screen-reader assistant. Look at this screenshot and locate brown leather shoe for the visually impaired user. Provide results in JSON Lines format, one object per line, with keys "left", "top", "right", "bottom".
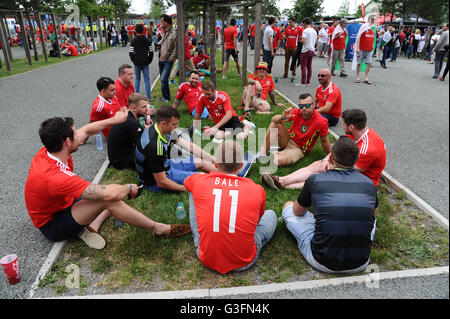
{"left": 165, "top": 224, "right": 191, "bottom": 238}
{"left": 261, "top": 173, "right": 283, "bottom": 190}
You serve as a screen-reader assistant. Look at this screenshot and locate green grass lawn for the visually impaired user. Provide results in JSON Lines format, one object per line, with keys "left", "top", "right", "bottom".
{"left": 40, "top": 51, "right": 449, "bottom": 295}
{"left": 0, "top": 42, "right": 111, "bottom": 79}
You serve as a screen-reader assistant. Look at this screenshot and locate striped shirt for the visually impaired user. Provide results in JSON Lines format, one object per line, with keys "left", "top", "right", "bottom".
{"left": 297, "top": 169, "right": 378, "bottom": 271}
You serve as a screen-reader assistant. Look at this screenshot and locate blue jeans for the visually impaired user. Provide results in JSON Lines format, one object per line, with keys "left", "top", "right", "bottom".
{"left": 406, "top": 44, "right": 414, "bottom": 58}
{"left": 159, "top": 61, "right": 174, "bottom": 100}
{"left": 134, "top": 65, "right": 151, "bottom": 99}
{"left": 282, "top": 204, "right": 375, "bottom": 274}
{"left": 391, "top": 47, "right": 400, "bottom": 61}
{"left": 434, "top": 51, "right": 445, "bottom": 77}
{"left": 189, "top": 193, "right": 277, "bottom": 272}
{"left": 145, "top": 157, "right": 197, "bottom": 193}
{"left": 381, "top": 46, "right": 392, "bottom": 67}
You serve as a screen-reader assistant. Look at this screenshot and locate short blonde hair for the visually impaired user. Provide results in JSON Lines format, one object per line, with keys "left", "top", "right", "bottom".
{"left": 415, "top": 29, "right": 420, "bottom": 34}
{"left": 128, "top": 93, "right": 148, "bottom": 107}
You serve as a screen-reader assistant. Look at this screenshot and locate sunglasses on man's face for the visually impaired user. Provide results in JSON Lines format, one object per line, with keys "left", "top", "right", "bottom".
{"left": 298, "top": 103, "right": 313, "bottom": 109}
{"left": 318, "top": 74, "right": 328, "bottom": 78}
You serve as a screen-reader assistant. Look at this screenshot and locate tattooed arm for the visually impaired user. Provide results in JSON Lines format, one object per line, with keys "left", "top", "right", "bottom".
{"left": 80, "top": 183, "right": 138, "bottom": 201}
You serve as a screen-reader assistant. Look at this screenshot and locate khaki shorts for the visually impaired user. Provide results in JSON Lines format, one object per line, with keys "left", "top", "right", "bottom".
{"left": 277, "top": 139, "right": 305, "bottom": 165}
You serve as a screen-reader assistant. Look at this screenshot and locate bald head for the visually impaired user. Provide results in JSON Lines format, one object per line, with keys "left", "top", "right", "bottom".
{"left": 318, "top": 68, "right": 332, "bottom": 87}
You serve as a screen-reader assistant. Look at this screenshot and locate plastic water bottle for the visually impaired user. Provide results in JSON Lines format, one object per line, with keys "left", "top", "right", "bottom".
{"left": 96, "top": 132, "right": 103, "bottom": 150}
{"left": 175, "top": 202, "right": 186, "bottom": 220}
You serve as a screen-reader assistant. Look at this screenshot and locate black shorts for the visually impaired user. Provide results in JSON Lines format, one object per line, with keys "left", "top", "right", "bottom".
{"left": 219, "top": 116, "right": 243, "bottom": 134}
{"left": 225, "top": 49, "right": 239, "bottom": 62}
{"left": 39, "top": 200, "right": 85, "bottom": 242}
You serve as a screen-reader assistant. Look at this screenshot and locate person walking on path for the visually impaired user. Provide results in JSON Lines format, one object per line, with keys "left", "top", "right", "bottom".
{"left": 432, "top": 24, "right": 449, "bottom": 79}
{"left": 262, "top": 17, "right": 277, "bottom": 74}
{"left": 283, "top": 17, "right": 302, "bottom": 78}
{"left": 223, "top": 18, "right": 241, "bottom": 79}
{"left": 330, "top": 19, "right": 348, "bottom": 77}
{"left": 380, "top": 26, "right": 394, "bottom": 69}
{"left": 129, "top": 24, "right": 154, "bottom": 100}
{"left": 295, "top": 17, "right": 317, "bottom": 87}
{"left": 159, "top": 14, "right": 177, "bottom": 102}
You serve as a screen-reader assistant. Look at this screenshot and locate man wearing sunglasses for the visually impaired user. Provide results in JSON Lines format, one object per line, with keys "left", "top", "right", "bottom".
{"left": 257, "top": 93, "right": 330, "bottom": 167}
{"left": 314, "top": 69, "right": 342, "bottom": 127}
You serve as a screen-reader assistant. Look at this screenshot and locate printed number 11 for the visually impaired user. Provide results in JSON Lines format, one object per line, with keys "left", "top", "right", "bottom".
{"left": 212, "top": 188, "right": 239, "bottom": 233}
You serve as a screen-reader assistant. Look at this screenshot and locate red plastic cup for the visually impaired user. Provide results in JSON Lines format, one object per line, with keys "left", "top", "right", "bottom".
{"left": 0, "top": 254, "right": 21, "bottom": 285}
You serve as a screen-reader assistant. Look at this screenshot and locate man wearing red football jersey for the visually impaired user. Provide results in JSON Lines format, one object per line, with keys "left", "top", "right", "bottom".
{"left": 262, "top": 108, "right": 386, "bottom": 189}
{"left": 194, "top": 81, "right": 252, "bottom": 140}
{"left": 330, "top": 19, "right": 348, "bottom": 77}
{"left": 355, "top": 16, "right": 376, "bottom": 84}
{"left": 342, "top": 109, "right": 386, "bottom": 187}
{"left": 89, "top": 77, "right": 124, "bottom": 138}
{"left": 185, "top": 140, "right": 277, "bottom": 274}
{"left": 314, "top": 68, "right": 342, "bottom": 127}
{"left": 327, "top": 19, "right": 339, "bottom": 66}
{"left": 24, "top": 113, "right": 191, "bottom": 250}
{"left": 114, "top": 64, "right": 135, "bottom": 108}
{"left": 222, "top": 18, "right": 241, "bottom": 79}
{"left": 257, "top": 93, "right": 330, "bottom": 167}
{"left": 249, "top": 23, "right": 256, "bottom": 54}
{"left": 172, "top": 71, "right": 208, "bottom": 118}
{"left": 283, "top": 17, "right": 302, "bottom": 78}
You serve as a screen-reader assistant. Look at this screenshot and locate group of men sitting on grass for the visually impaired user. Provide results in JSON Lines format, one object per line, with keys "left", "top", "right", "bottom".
{"left": 25, "top": 61, "right": 386, "bottom": 276}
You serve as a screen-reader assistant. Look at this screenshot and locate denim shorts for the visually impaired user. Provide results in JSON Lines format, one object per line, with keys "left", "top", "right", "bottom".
{"left": 146, "top": 157, "right": 197, "bottom": 193}
{"left": 39, "top": 199, "right": 85, "bottom": 242}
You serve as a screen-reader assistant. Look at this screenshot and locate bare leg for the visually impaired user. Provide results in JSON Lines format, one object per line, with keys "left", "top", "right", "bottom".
{"left": 356, "top": 64, "right": 361, "bottom": 81}
{"left": 71, "top": 200, "right": 170, "bottom": 236}
{"left": 259, "top": 122, "right": 290, "bottom": 155}
{"left": 88, "top": 209, "right": 111, "bottom": 232}
{"left": 364, "top": 64, "right": 371, "bottom": 81}
{"left": 223, "top": 61, "right": 228, "bottom": 78}
{"left": 279, "top": 159, "right": 330, "bottom": 187}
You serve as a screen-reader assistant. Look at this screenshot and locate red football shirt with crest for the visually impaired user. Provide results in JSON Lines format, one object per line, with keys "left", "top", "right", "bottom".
{"left": 175, "top": 82, "right": 203, "bottom": 113}
{"left": 89, "top": 95, "right": 121, "bottom": 137}
{"left": 196, "top": 90, "right": 237, "bottom": 124}
{"left": 288, "top": 109, "right": 329, "bottom": 153}
{"left": 315, "top": 82, "right": 342, "bottom": 119}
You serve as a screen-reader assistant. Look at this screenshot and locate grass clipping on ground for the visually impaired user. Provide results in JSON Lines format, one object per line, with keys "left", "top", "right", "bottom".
{"left": 40, "top": 58, "right": 449, "bottom": 295}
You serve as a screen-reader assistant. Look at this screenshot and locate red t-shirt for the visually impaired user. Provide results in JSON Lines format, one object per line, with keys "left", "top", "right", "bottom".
{"left": 48, "top": 24, "right": 54, "bottom": 34}
{"left": 328, "top": 26, "right": 335, "bottom": 45}
{"left": 184, "top": 35, "right": 191, "bottom": 60}
{"left": 126, "top": 25, "right": 135, "bottom": 35}
{"left": 175, "top": 82, "right": 203, "bottom": 113}
{"left": 284, "top": 25, "right": 301, "bottom": 48}
{"left": 193, "top": 53, "right": 210, "bottom": 68}
{"left": 70, "top": 26, "right": 76, "bottom": 35}
{"left": 360, "top": 28, "right": 375, "bottom": 51}
{"left": 247, "top": 73, "right": 275, "bottom": 100}
{"left": 348, "top": 128, "right": 386, "bottom": 187}
{"left": 114, "top": 78, "right": 135, "bottom": 108}
{"left": 288, "top": 109, "right": 329, "bottom": 153}
{"left": 196, "top": 90, "right": 237, "bottom": 124}
{"left": 273, "top": 26, "right": 282, "bottom": 49}
{"left": 184, "top": 171, "right": 266, "bottom": 274}
{"left": 250, "top": 24, "right": 255, "bottom": 37}
{"left": 224, "top": 26, "right": 238, "bottom": 50}
{"left": 89, "top": 95, "right": 121, "bottom": 137}
{"left": 315, "top": 82, "right": 342, "bottom": 119}
{"left": 24, "top": 147, "right": 91, "bottom": 229}
{"left": 333, "top": 29, "right": 347, "bottom": 50}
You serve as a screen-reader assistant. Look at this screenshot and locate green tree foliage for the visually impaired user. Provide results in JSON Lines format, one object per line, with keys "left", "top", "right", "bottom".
{"left": 291, "top": 0, "right": 323, "bottom": 22}
{"left": 149, "top": 0, "right": 167, "bottom": 20}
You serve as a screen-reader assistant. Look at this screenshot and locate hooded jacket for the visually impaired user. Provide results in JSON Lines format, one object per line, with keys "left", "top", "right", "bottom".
{"left": 129, "top": 35, "right": 154, "bottom": 66}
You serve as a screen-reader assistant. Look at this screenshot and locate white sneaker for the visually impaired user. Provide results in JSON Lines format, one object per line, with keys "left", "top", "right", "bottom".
{"left": 294, "top": 82, "right": 303, "bottom": 87}
{"left": 242, "top": 119, "right": 256, "bottom": 131}
{"left": 77, "top": 227, "right": 106, "bottom": 250}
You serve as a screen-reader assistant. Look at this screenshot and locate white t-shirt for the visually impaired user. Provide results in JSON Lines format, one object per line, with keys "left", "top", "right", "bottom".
{"left": 318, "top": 28, "right": 329, "bottom": 44}
{"left": 301, "top": 27, "right": 317, "bottom": 53}
{"left": 263, "top": 25, "right": 274, "bottom": 51}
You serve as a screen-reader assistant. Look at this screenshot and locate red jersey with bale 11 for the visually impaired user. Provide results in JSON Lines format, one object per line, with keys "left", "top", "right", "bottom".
{"left": 184, "top": 171, "right": 266, "bottom": 274}
{"left": 196, "top": 90, "right": 237, "bottom": 124}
